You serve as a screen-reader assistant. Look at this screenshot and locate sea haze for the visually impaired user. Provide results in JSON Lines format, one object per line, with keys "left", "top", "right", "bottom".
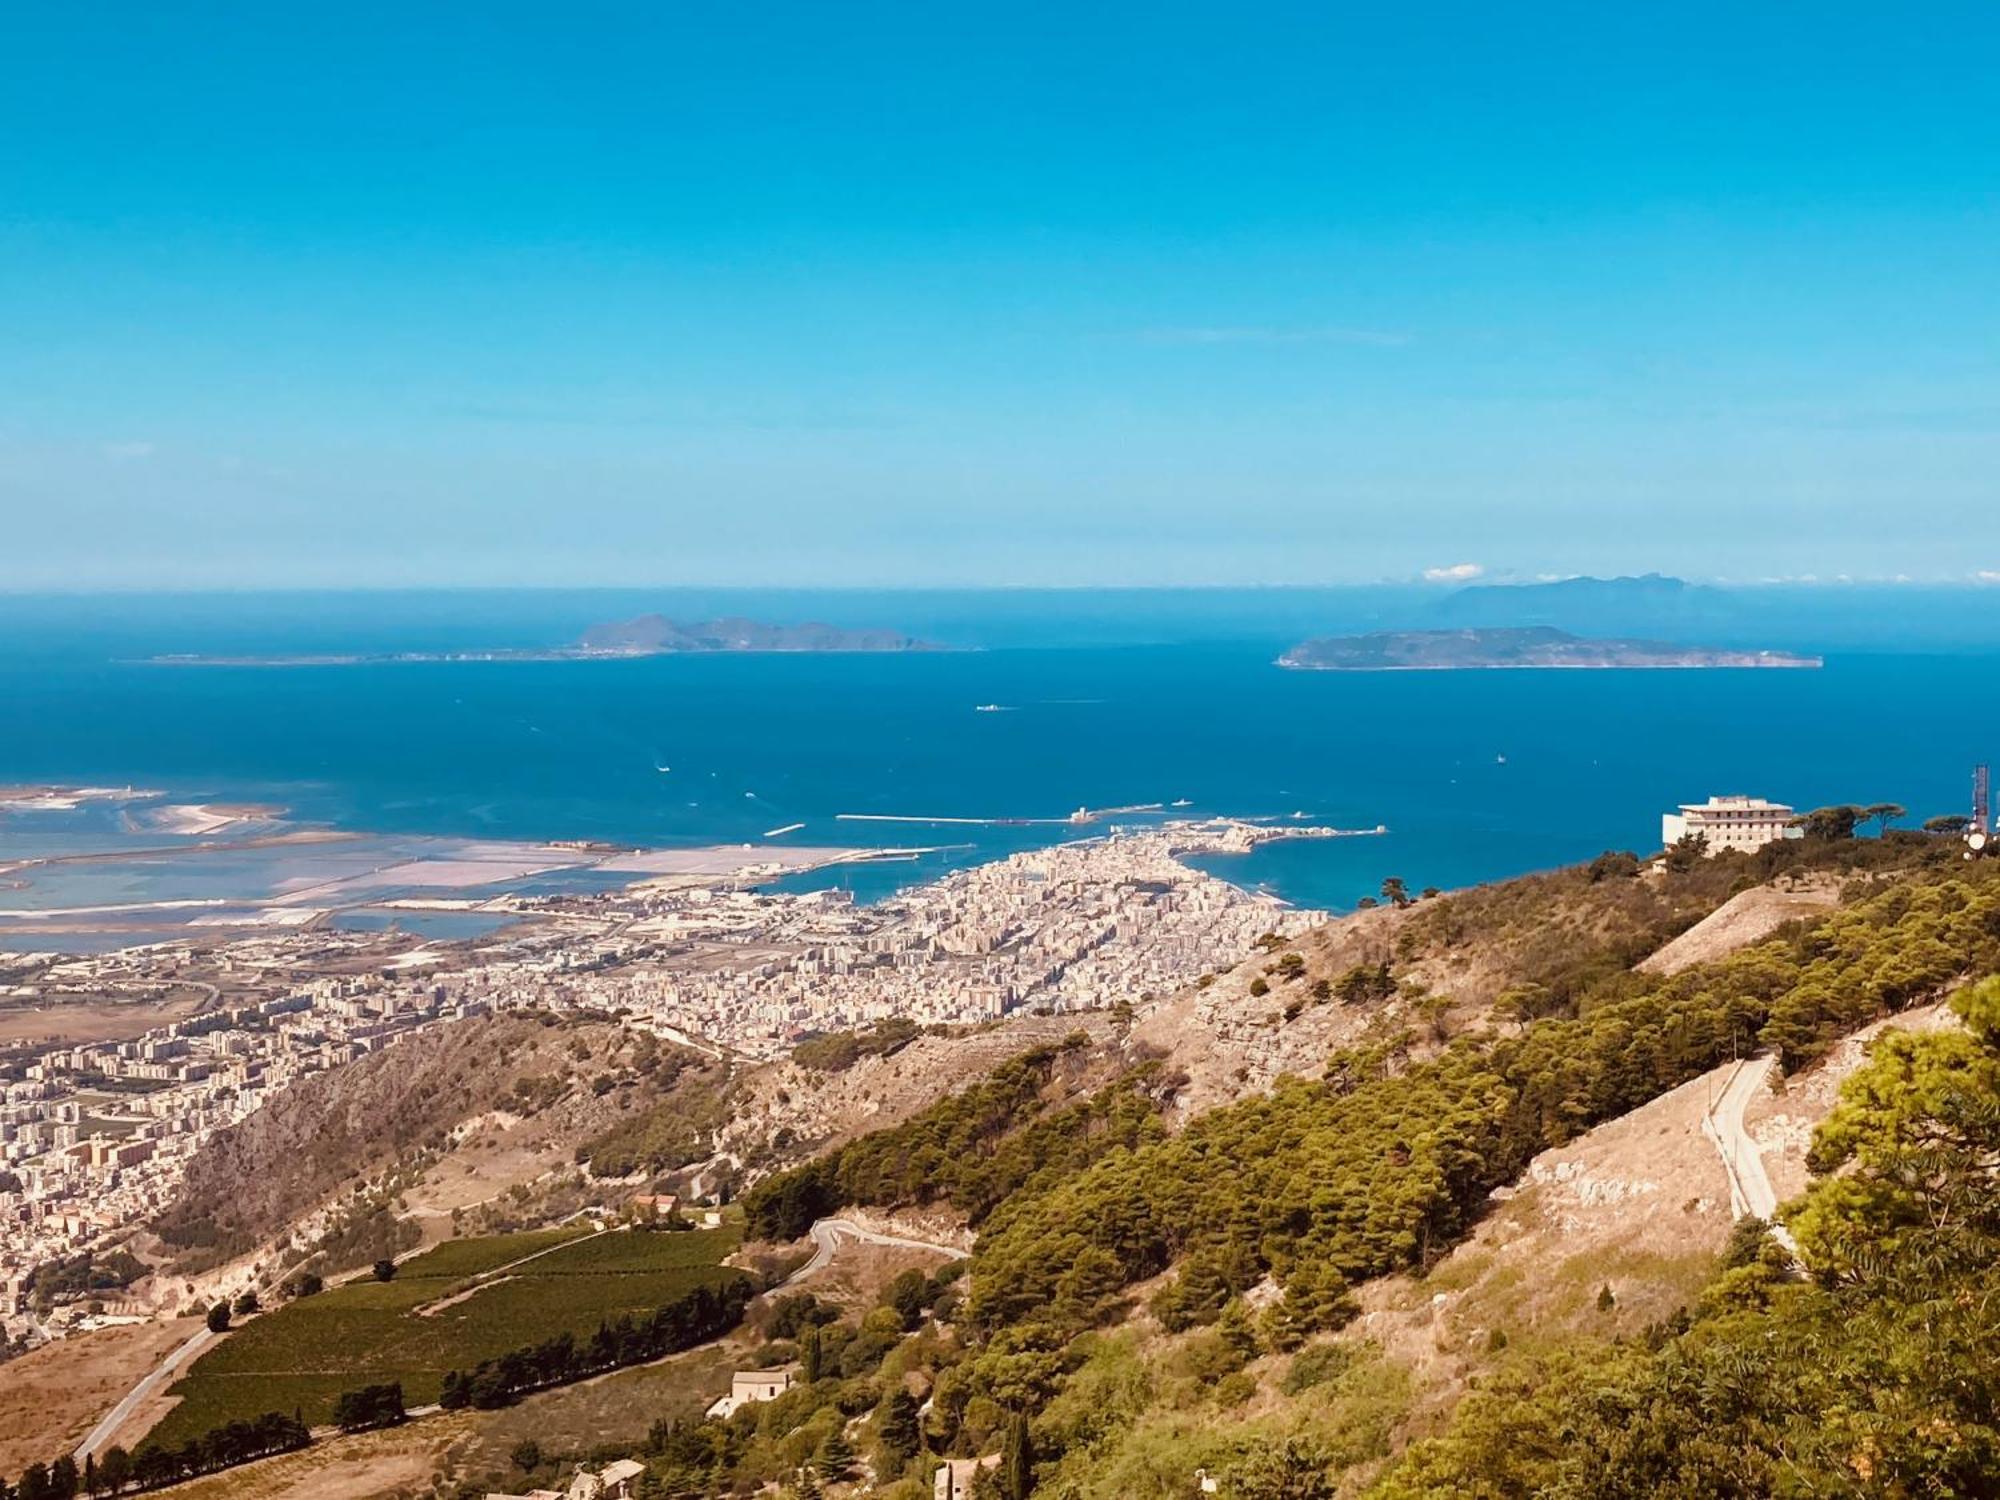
{"left": 2, "top": 588, "right": 1999, "bottom": 917}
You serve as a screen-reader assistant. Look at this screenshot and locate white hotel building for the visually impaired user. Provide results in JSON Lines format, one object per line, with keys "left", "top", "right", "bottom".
{"left": 1661, "top": 795, "right": 1802, "bottom": 855}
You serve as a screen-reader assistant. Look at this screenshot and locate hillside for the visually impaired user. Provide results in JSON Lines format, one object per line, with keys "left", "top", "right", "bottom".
{"left": 12, "top": 833, "right": 1977, "bottom": 1497}
{"left": 1133, "top": 849, "right": 1894, "bottom": 1116}
{"left": 148, "top": 1012, "right": 725, "bottom": 1279}
{"left": 650, "top": 840, "right": 1996, "bottom": 1499}
{"left": 1635, "top": 872, "right": 1842, "bottom": 975}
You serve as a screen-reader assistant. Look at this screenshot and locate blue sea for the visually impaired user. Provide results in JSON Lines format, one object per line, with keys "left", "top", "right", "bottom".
{"left": 3, "top": 588, "right": 1999, "bottom": 919}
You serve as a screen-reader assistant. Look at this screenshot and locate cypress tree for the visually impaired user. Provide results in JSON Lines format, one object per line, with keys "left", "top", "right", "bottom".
{"left": 876, "top": 1388, "right": 922, "bottom": 1466}
{"left": 1002, "top": 1411, "right": 1034, "bottom": 1500}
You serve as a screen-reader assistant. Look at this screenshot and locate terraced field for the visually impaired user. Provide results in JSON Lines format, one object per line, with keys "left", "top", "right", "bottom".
{"left": 146, "top": 1224, "right": 746, "bottom": 1447}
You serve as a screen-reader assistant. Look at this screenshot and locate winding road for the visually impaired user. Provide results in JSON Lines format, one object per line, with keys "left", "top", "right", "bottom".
{"left": 75, "top": 1325, "right": 217, "bottom": 1463}
{"left": 788, "top": 1217, "right": 969, "bottom": 1284}
{"left": 1701, "top": 1056, "right": 1799, "bottom": 1254}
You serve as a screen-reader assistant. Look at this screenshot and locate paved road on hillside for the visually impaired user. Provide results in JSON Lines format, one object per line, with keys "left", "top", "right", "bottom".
{"left": 790, "top": 1218, "right": 969, "bottom": 1283}
{"left": 1702, "top": 1056, "right": 1799, "bottom": 1254}
{"left": 75, "top": 1325, "right": 217, "bottom": 1462}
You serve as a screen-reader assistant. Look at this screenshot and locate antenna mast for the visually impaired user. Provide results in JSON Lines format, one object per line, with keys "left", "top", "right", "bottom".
{"left": 1969, "top": 765, "right": 1992, "bottom": 859}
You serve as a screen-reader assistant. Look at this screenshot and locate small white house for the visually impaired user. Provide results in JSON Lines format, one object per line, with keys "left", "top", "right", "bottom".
{"left": 934, "top": 1455, "right": 1000, "bottom": 1499}
{"left": 705, "top": 1367, "right": 794, "bottom": 1419}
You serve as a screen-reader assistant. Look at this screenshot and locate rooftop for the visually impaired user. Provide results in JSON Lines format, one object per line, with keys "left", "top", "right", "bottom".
{"left": 1677, "top": 795, "right": 1793, "bottom": 815}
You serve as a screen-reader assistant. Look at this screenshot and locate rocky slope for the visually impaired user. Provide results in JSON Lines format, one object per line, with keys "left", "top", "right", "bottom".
{"left": 150, "top": 1012, "right": 716, "bottom": 1276}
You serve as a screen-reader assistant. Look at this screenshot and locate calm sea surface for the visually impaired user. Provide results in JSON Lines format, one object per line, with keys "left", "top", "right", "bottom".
{"left": 3, "top": 590, "right": 1997, "bottom": 914}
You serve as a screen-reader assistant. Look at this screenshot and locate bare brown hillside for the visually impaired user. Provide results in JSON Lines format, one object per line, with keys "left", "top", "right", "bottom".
{"left": 0, "top": 1318, "right": 195, "bottom": 1476}
{"left": 1637, "top": 873, "right": 1842, "bottom": 975}
{"left": 151, "top": 1011, "right": 721, "bottom": 1276}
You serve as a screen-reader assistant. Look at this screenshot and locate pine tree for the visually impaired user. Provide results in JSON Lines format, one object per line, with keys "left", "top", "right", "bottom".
{"left": 813, "top": 1426, "right": 855, "bottom": 1483}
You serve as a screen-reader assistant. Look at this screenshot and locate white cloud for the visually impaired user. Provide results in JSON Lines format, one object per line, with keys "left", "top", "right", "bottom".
{"left": 1977, "top": 570, "right": 2000, "bottom": 584}
{"left": 102, "top": 441, "right": 155, "bottom": 460}
{"left": 1422, "top": 562, "right": 1485, "bottom": 583}
{"left": 1137, "top": 325, "right": 1411, "bottom": 348}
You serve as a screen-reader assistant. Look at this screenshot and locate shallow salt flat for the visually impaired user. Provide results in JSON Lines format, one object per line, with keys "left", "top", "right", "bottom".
{"left": 326, "top": 854, "right": 577, "bottom": 888}
{"left": 595, "top": 845, "right": 857, "bottom": 875}
{"left": 187, "top": 907, "right": 321, "bottom": 927}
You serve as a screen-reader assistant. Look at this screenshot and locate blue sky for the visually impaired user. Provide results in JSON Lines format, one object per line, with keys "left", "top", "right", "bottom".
{"left": 3, "top": 2, "right": 1997, "bottom": 589}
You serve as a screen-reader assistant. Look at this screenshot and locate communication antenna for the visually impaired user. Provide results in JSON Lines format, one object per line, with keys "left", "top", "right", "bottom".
{"left": 1970, "top": 764, "right": 1992, "bottom": 856}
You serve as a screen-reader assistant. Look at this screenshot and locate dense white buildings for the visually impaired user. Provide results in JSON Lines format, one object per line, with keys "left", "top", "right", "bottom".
{"left": 1661, "top": 795, "right": 1801, "bottom": 855}
{"left": 0, "top": 821, "right": 1323, "bottom": 1349}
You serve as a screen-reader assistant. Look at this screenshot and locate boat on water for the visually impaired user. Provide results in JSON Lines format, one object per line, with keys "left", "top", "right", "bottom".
{"left": 1170, "top": 798, "right": 1192, "bottom": 807}
{"left": 974, "top": 703, "right": 1007, "bottom": 712}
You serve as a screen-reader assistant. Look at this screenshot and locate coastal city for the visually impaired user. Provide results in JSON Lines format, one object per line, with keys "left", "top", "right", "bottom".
{"left": 0, "top": 816, "right": 1328, "bottom": 1349}
{"left": 6, "top": 13, "right": 1994, "bottom": 1490}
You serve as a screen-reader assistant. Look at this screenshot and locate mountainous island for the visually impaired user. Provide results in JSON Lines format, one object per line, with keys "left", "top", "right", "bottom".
{"left": 1278, "top": 625, "right": 1822, "bottom": 671}
{"left": 146, "top": 616, "right": 941, "bottom": 666}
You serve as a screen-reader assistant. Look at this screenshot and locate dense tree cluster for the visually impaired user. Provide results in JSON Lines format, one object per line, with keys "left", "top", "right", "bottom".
{"left": 329, "top": 1381, "right": 405, "bottom": 1433}
{"left": 1395, "top": 826, "right": 1942, "bottom": 1015}
{"left": 965, "top": 869, "right": 2000, "bottom": 1339}
{"left": 1373, "top": 973, "right": 2000, "bottom": 1496}
{"left": 438, "top": 1276, "right": 753, "bottom": 1410}
{"left": 625, "top": 1274, "right": 975, "bottom": 1496}
{"left": 741, "top": 1039, "right": 1172, "bottom": 1242}
{"left": 121, "top": 1412, "right": 310, "bottom": 1492}
{"left": 789, "top": 1017, "right": 925, "bottom": 1074}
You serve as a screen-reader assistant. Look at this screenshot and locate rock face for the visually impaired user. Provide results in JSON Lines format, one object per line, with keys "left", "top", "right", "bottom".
{"left": 576, "top": 615, "right": 939, "bottom": 654}
{"left": 1277, "top": 625, "right": 1820, "bottom": 671}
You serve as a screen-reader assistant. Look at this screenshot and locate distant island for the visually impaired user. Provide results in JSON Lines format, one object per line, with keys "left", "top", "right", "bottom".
{"left": 1277, "top": 626, "right": 1822, "bottom": 671}
{"left": 575, "top": 615, "right": 939, "bottom": 655}
{"left": 145, "top": 616, "right": 943, "bottom": 667}
{"left": 1425, "top": 572, "right": 1754, "bottom": 639}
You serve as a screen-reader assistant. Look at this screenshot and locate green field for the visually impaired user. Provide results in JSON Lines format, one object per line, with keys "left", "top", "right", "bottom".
{"left": 391, "top": 1225, "right": 590, "bottom": 1279}
{"left": 147, "top": 1224, "right": 746, "bottom": 1447}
